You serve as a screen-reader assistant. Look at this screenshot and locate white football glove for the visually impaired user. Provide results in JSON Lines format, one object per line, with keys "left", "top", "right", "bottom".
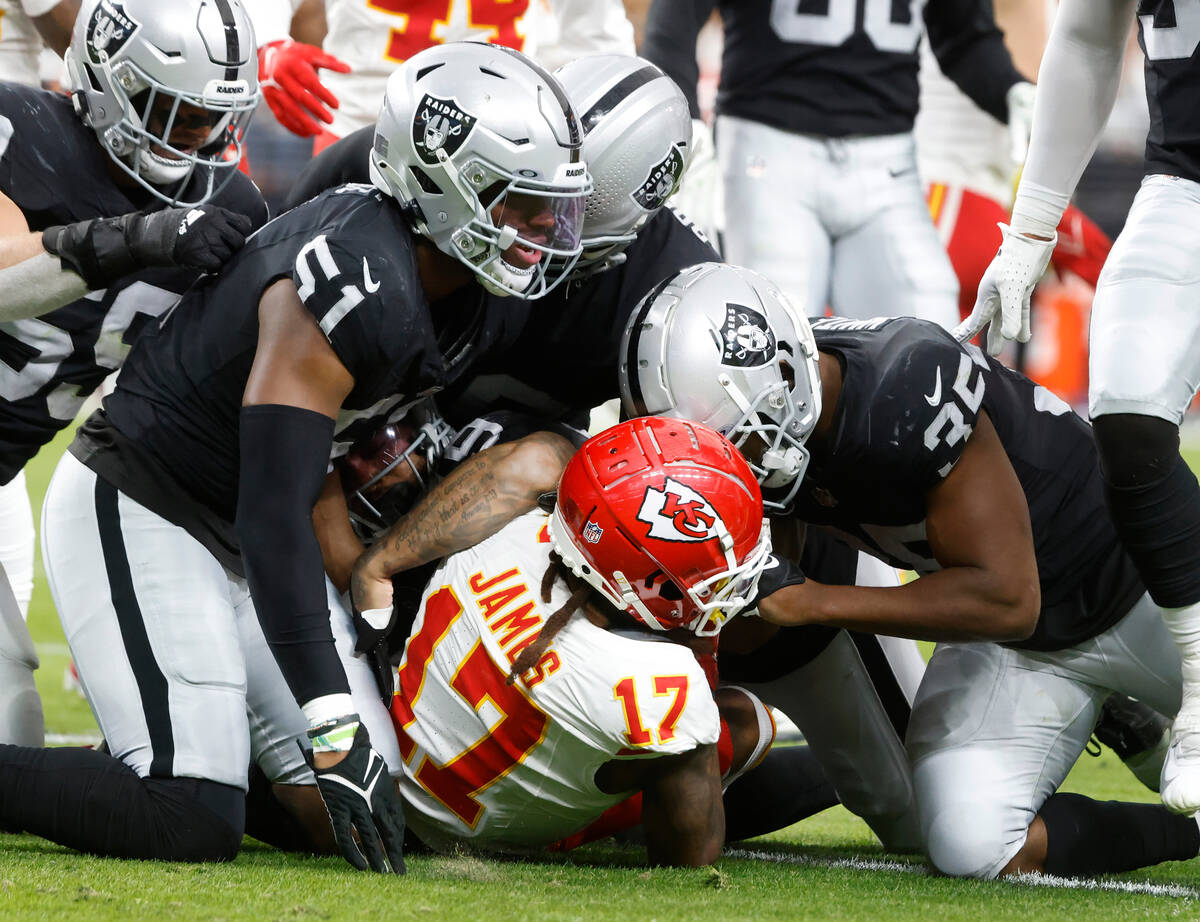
{"left": 1006, "top": 81, "right": 1037, "bottom": 165}
{"left": 953, "top": 223, "right": 1055, "bottom": 356}
{"left": 669, "top": 118, "right": 724, "bottom": 250}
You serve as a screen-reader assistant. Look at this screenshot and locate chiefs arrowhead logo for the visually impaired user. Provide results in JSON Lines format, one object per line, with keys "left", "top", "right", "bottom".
{"left": 636, "top": 477, "right": 724, "bottom": 543}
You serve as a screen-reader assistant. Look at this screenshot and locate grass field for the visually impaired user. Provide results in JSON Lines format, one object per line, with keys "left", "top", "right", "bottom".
{"left": 5, "top": 428, "right": 1200, "bottom": 921}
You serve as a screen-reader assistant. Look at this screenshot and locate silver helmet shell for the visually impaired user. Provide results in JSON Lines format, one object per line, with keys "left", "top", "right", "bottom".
{"left": 65, "top": 0, "right": 259, "bottom": 206}
{"left": 554, "top": 54, "right": 692, "bottom": 275}
{"left": 618, "top": 262, "right": 822, "bottom": 511}
{"left": 369, "top": 41, "right": 591, "bottom": 300}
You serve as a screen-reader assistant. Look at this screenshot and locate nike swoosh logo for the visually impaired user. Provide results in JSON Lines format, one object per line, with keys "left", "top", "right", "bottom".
{"left": 924, "top": 367, "right": 943, "bottom": 407}
{"left": 362, "top": 258, "right": 380, "bottom": 294}
{"left": 888, "top": 166, "right": 915, "bottom": 178}
{"left": 361, "top": 752, "right": 384, "bottom": 796}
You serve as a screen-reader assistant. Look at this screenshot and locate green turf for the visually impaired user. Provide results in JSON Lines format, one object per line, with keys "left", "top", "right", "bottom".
{"left": 4, "top": 431, "right": 1200, "bottom": 921}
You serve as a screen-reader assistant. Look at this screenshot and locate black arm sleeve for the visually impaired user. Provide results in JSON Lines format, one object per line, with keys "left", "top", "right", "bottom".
{"left": 237, "top": 403, "right": 348, "bottom": 705}
{"left": 641, "top": 0, "right": 717, "bottom": 119}
{"left": 924, "top": 0, "right": 1025, "bottom": 123}
{"left": 283, "top": 126, "right": 375, "bottom": 212}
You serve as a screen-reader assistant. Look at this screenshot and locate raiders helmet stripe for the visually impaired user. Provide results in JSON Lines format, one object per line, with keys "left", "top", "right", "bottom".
{"left": 212, "top": 0, "right": 241, "bottom": 81}
{"left": 623, "top": 273, "right": 677, "bottom": 418}
{"left": 580, "top": 65, "right": 661, "bottom": 135}
{"left": 491, "top": 44, "right": 582, "bottom": 152}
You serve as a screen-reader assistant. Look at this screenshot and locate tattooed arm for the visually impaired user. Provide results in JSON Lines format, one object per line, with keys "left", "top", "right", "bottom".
{"left": 350, "top": 430, "right": 576, "bottom": 612}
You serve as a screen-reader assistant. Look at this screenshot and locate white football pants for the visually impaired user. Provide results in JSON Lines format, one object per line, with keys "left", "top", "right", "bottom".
{"left": 732, "top": 552, "right": 927, "bottom": 852}
{"left": 41, "top": 452, "right": 389, "bottom": 789}
{"left": 907, "top": 592, "right": 1182, "bottom": 879}
{"left": 717, "top": 115, "right": 959, "bottom": 329}
{"left": 0, "top": 471, "right": 34, "bottom": 618}
{"left": 1090, "top": 174, "right": 1200, "bottom": 422}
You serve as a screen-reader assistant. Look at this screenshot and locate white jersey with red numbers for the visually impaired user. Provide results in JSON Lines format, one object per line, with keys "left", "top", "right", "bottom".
{"left": 390, "top": 510, "right": 719, "bottom": 853}
{"left": 0, "top": 0, "right": 58, "bottom": 86}
{"left": 914, "top": 39, "right": 1015, "bottom": 208}
{"left": 320, "top": 0, "right": 633, "bottom": 138}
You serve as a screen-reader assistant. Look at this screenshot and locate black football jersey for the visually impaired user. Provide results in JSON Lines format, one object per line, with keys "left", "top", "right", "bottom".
{"left": 1137, "top": 1, "right": 1200, "bottom": 182}
{"left": 787, "top": 316, "right": 1144, "bottom": 651}
{"left": 284, "top": 125, "right": 374, "bottom": 212}
{"left": 0, "top": 82, "right": 267, "bottom": 484}
{"left": 439, "top": 205, "right": 719, "bottom": 425}
{"left": 643, "top": 0, "right": 1021, "bottom": 136}
{"left": 74, "top": 185, "right": 512, "bottom": 571}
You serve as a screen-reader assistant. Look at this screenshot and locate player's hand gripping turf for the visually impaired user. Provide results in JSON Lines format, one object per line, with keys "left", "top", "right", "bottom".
{"left": 306, "top": 717, "right": 406, "bottom": 873}
{"left": 43, "top": 205, "right": 254, "bottom": 289}
{"left": 258, "top": 39, "right": 352, "bottom": 137}
{"left": 953, "top": 223, "right": 1055, "bottom": 356}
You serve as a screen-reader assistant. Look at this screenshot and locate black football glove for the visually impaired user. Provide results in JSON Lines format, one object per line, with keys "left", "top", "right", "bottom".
{"left": 749, "top": 553, "right": 807, "bottom": 611}
{"left": 305, "top": 718, "right": 406, "bottom": 874}
{"left": 42, "top": 204, "right": 253, "bottom": 289}
{"left": 351, "top": 603, "right": 397, "bottom": 703}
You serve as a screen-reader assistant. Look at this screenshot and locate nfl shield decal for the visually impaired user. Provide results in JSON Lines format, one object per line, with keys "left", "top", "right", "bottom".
{"left": 86, "top": 0, "right": 140, "bottom": 64}
{"left": 720, "top": 303, "right": 776, "bottom": 368}
{"left": 631, "top": 144, "right": 686, "bottom": 210}
{"left": 636, "top": 478, "right": 724, "bottom": 543}
{"left": 412, "top": 94, "right": 478, "bottom": 165}
{"left": 583, "top": 521, "right": 604, "bottom": 544}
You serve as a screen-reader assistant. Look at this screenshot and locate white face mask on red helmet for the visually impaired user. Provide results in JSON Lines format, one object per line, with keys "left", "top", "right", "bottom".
{"left": 550, "top": 416, "right": 771, "bottom": 638}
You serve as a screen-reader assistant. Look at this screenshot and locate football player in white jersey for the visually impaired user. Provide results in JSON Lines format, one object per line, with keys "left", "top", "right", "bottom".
{"left": 391, "top": 415, "right": 773, "bottom": 861}
{"left": 0, "top": 1, "right": 77, "bottom": 87}
{"left": 245, "top": 0, "right": 635, "bottom": 152}
{"left": 960, "top": 0, "right": 1200, "bottom": 816}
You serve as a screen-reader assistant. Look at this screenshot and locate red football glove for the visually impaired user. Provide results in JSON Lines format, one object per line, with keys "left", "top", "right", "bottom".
{"left": 258, "top": 38, "right": 352, "bottom": 138}
{"left": 1051, "top": 203, "right": 1112, "bottom": 288}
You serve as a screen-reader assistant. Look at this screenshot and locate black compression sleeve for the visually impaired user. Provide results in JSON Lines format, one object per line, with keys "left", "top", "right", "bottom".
{"left": 237, "top": 403, "right": 348, "bottom": 705}
{"left": 642, "top": 0, "right": 716, "bottom": 119}
{"left": 924, "top": 0, "right": 1025, "bottom": 123}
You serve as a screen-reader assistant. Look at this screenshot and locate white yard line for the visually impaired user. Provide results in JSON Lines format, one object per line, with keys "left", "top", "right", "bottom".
{"left": 724, "top": 848, "right": 1200, "bottom": 899}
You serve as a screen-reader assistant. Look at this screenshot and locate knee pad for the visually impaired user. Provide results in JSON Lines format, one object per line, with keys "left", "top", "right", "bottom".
{"left": 1092, "top": 413, "right": 1180, "bottom": 489}
{"left": 923, "top": 807, "right": 1010, "bottom": 879}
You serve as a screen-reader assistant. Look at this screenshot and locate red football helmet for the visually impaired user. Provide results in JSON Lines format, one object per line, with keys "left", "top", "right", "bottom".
{"left": 549, "top": 416, "right": 771, "bottom": 636}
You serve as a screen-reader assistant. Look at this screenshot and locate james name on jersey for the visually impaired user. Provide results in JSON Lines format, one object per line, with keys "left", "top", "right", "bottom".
{"left": 391, "top": 511, "right": 718, "bottom": 850}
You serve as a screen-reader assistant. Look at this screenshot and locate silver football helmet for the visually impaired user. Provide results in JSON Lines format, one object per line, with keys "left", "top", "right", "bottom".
{"left": 370, "top": 42, "right": 591, "bottom": 299}
{"left": 65, "top": 0, "right": 260, "bottom": 207}
{"left": 619, "top": 263, "right": 822, "bottom": 511}
{"left": 554, "top": 54, "right": 692, "bottom": 275}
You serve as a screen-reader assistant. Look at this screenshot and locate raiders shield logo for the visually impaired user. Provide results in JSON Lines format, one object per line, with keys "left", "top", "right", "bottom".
{"left": 412, "top": 94, "right": 478, "bottom": 166}
{"left": 631, "top": 144, "right": 686, "bottom": 211}
{"left": 720, "top": 303, "right": 776, "bottom": 368}
{"left": 86, "top": 0, "right": 140, "bottom": 65}
{"left": 636, "top": 478, "right": 724, "bottom": 543}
